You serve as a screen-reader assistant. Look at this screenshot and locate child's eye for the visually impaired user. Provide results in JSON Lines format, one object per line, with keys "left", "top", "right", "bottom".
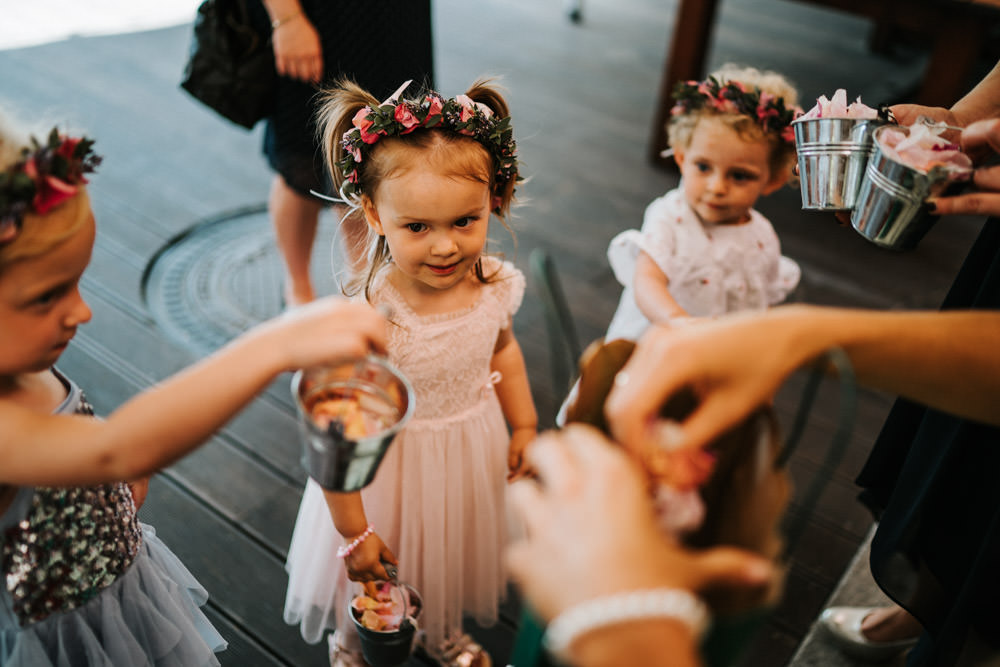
{"left": 730, "top": 171, "right": 758, "bottom": 183}
{"left": 406, "top": 222, "right": 427, "bottom": 233}
{"left": 454, "top": 217, "right": 473, "bottom": 229}
{"left": 31, "top": 288, "right": 63, "bottom": 308}
{"left": 694, "top": 162, "right": 711, "bottom": 173}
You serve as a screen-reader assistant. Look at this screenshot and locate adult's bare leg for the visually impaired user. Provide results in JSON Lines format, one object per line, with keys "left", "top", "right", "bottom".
{"left": 270, "top": 175, "right": 322, "bottom": 306}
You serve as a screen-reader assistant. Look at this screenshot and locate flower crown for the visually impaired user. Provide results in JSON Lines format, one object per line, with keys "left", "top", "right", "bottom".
{"left": 338, "top": 81, "right": 519, "bottom": 213}
{"left": 0, "top": 128, "right": 101, "bottom": 244}
{"left": 671, "top": 76, "right": 802, "bottom": 144}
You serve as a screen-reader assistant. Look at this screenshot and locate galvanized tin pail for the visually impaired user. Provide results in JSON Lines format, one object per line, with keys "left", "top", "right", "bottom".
{"left": 793, "top": 117, "right": 884, "bottom": 211}
{"left": 349, "top": 583, "right": 422, "bottom": 667}
{"left": 850, "top": 124, "right": 956, "bottom": 250}
{"left": 292, "top": 355, "right": 414, "bottom": 491}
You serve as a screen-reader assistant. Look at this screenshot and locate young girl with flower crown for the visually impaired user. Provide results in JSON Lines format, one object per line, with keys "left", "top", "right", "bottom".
{"left": 282, "top": 79, "right": 537, "bottom": 667}
{"left": 604, "top": 64, "right": 803, "bottom": 342}
{"left": 0, "top": 110, "right": 386, "bottom": 666}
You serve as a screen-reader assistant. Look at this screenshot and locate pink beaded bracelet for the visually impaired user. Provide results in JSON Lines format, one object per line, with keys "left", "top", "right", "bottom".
{"left": 337, "top": 524, "right": 375, "bottom": 559}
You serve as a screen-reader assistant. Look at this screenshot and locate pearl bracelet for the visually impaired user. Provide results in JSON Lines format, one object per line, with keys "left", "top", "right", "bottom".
{"left": 543, "top": 588, "right": 710, "bottom": 661}
{"left": 337, "top": 524, "right": 374, "bottom": 559}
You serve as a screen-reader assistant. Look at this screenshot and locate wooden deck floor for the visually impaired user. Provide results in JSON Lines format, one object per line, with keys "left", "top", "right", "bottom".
{"left": 2, "top": 1, "right": 993, "bottom": 664}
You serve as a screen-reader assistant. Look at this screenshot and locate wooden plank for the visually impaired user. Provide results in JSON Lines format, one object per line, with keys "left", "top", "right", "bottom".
{"left": 137, "top": 476, "right": 327, "bottom": 666}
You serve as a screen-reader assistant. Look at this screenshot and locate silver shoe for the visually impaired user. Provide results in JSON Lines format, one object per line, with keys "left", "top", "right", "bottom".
{"left": 818, "top": 606, "right": 918, "bottom": 662}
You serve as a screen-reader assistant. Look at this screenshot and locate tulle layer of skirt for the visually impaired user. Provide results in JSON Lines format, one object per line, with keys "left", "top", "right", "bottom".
{"left": 1, "top": 524, "right": 226, "bottom": 667}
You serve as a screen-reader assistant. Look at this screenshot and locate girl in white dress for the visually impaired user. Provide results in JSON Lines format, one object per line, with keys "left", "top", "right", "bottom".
{"left": 605, "top": 65, "right": 803, "bottom": 342}
{"left": 282, "top": 79, "right": 537, "bottom": 667}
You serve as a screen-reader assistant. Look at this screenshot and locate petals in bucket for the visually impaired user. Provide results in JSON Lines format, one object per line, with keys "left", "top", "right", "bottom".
{"left": 799, "top": 89, "right": 878, "bottom": 120}
{"left": 878, "top": 123, "right": 973, "bottom": 177}
{"left": 351, "top": 581, "right": 410, "bottom": 631}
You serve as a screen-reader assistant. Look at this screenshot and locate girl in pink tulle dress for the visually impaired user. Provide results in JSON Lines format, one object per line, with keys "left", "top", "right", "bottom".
{"left": 283, "top": 79, "right": 537, "bottom": 667}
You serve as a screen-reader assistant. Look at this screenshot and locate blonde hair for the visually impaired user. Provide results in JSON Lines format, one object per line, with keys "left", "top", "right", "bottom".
{"left": 668, "top": 64, "right": 799, "bottom": 179}
{"left": 0, "top": 110, "right": 92, "bottom": 274}
{"left": 316, "top": 78, "right": 517, "bottom": 300}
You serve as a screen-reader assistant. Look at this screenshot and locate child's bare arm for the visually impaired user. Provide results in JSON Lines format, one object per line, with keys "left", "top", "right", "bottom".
{"left": 633, "top": 251, "right": 689, "bottom": 322}
{"left": 492, "top": 328, "right": 538, "bottom": 480}
{"left": 323, "top": 489, "right": 397, "bottom": 581}
{"left": 0, "top": 298, "right": 386, "bottom": 487}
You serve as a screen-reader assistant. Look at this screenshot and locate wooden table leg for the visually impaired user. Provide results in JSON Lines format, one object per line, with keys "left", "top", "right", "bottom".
{"left": 916, "top": 13, "right": 985, "bottom": 108}
{"left": 649, "top": 0, "right": 720, "bottom": 167}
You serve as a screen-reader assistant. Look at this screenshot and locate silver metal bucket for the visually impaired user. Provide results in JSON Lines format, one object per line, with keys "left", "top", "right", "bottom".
{"left": 793, "top": 117, "right": 884, "bottom": 211}
{"left": 349, "top": 583, "right": 422, "bottom": 667}
{"left": 292, "top": 355, "right": 414, "bottom": 491}
{"left": 850, "top": 124, "right": 955, "bottom": 250}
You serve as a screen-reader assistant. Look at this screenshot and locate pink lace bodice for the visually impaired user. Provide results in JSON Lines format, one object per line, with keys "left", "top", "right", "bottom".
{"left": 368, "top": 258, "right": 525, "bottom": 421}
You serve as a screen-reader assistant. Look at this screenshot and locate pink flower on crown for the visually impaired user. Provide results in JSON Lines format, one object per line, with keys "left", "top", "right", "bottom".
{"left": 714, "top": 98, "right": 738, "bottom": 114}
{"left": 394, "top": 103, "right": 420, "bottom": 134}
{"left": 781, "top": 125, "right": 795, "bottom": 144}
{"left": 0, "top": 218, "right": 16, "bottom": 242}
{"left": 353, "top": 107, "right": 380, "bottom": 144}
{"left": 697, "top": 81, "right": 713, "bottom": 96}
{"left": 57, "top": 137, "right": 80, "bottom": 160}
{"left": 346, "top": 141, "right": 362, "bottom": 163}
{"left": 425, "top": 95, "right": 443, "bottom": 120}
{"left": 33, "top": 173, "right": 80, "bottom": 215}
{"left": 456, "top": 95, "right": 476, "bottom": 122}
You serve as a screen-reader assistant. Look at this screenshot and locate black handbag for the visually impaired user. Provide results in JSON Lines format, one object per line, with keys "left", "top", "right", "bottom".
{"left": 180, "top": 0, "right": 276, "bottom": 130}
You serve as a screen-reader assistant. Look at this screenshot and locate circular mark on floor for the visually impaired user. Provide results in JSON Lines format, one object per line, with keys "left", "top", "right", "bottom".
{"left": 142, "top": 205, "right": 344, "bottom": 357}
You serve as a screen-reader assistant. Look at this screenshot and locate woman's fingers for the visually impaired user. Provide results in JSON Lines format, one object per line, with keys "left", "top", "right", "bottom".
{"left": 960, "top": 118, "right": 1000, "bottom": 156}
{"left": 931, "top": 190, "right": 1000, "bottom": 217}
{"left": 687, "top": 546, "right": 774, "bottom": 592}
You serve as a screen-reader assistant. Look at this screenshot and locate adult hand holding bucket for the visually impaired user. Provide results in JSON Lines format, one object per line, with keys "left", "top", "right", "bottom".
{"left": 923, "top": 118, "right": 1000, "bottom": 218}
{"left": 850, "top": 120, "right": 973, "bottom": 250}
{"left": 292, "top": 355, "right": 415, "bottom": 492}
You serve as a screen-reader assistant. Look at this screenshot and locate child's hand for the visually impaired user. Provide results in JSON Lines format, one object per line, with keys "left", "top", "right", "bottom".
{"left": 343, "top": 531, "right": 398, "bottom": 582}
{"left": 507, "top": 427, "right": 537, "bottom": 482}
{"left": 260, "top": 297, "right": 388, "bottom": 372}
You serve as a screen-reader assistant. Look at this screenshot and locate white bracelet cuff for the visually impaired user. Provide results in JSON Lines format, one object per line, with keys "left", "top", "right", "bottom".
{"left": 543, "top": 588, "right": 710, "bottom": 661}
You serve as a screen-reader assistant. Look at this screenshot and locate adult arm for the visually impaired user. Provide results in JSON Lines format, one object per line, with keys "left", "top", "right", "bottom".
{"left": 261, "top": 0, "right": 323, "bottom": 83}
{"left": 605, "top": 305, "right": 1000, "bottom": 458}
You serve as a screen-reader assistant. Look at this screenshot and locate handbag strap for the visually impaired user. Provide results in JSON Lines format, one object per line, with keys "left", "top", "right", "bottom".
{"left": 775, "top": 347, "right": 856, "bottom": 559}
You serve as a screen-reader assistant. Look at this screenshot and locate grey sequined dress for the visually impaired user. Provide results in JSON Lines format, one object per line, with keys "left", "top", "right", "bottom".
{"left": 0, "top": 370, "right": 225, "bottom": 666}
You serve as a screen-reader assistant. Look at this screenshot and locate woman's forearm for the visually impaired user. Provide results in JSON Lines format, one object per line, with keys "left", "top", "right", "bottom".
{"left": 780, "top": 306, "right": 1000, "bottom": 425}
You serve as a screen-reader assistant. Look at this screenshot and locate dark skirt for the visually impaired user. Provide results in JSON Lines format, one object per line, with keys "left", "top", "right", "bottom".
{"left": 260, "top": 0, "right": 434, "bottom": 196}
{"left": 857, "top": 219, "right": 1000, "bottom": 665}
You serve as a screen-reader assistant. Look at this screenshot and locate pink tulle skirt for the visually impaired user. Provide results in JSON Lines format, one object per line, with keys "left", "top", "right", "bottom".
{"left": 283, "top": 396, "right": 510, "bottom": 648}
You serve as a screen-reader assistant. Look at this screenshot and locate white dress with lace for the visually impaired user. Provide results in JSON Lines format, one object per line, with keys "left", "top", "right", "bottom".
{"left": 605, "top": 187, "right": 801, "bottom": 341}
{"left": 283, "top": 258, "right": 523, "bottom": 650}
